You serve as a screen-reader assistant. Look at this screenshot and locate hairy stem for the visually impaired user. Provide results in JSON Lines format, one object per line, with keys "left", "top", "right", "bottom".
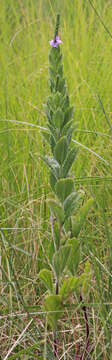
{"left": 80, "top": 295, "right": 89, "bottom": 360}
{"left": 50, "top": 213, "right": 59, "bottom": 357}
{"left": 53, "top": 280, "right": 59, "bottom": 358}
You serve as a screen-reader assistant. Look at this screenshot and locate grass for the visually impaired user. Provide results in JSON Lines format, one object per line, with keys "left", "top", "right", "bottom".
{"left": 0, "top": 0, "right": 112, "bottom": 358}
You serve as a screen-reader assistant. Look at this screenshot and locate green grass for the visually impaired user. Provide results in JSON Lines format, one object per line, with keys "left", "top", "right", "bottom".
{"left": 0, "top": 0, "right": 112, "bottom": 358}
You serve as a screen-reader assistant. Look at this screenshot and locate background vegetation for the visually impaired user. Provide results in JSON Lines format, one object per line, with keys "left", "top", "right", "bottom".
{"left": 0, "top": 0, "right": 112, "bottom": 358}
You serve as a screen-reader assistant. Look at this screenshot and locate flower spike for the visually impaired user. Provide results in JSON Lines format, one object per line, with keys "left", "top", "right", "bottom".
{"left": 50, "top": 14, "right": 62, "bottom": 48}
{"left": 54, "top": 14, "right": 60, "bottom": 39}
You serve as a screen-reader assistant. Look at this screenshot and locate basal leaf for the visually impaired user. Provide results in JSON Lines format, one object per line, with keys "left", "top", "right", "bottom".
{"left": 47, "top": 199, "right": 64, "bottom": 225}
{"left": 44, "top": 295, "right": 63, "bottom": 329}
{"left": 53, "top": 245, "right": 71, "bottom": 279}
{"left": 55, "top": 178, "right": 75, "bottom": 203}
{"left": 60, "top": 276, "right": 79, "bottom": 299}
{"left": 39, "top": 269, "right": 53, "bottom": 293}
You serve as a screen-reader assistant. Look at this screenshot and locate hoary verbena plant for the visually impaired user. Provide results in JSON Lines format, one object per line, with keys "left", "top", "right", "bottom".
{"left": 39, "top": 14, "right": 94, "bottom": 358}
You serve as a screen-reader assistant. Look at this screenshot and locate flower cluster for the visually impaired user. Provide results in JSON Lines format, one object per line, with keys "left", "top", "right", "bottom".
{"left": 50, "top": 35, "right": 62, "bottom": 48}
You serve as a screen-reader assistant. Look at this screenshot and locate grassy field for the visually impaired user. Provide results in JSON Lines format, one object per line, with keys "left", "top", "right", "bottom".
{"left": 0, "top": 0, "right": 112, "bottom": 358}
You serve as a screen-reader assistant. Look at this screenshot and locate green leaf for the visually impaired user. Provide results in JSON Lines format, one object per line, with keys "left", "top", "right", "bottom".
{"left": 49, "top": 66, "right": 56, "bottom": 78}
{"left": 67, "top": 238, "right": 80, "bottom": 275}
{"left": 54, "top": 136, "right": 68, "bottom": 165}
{"left": 55, "top": 178, "right": 75, "bottom": 203}
{"left": 38, "top": 269, "right": 53, "bottom": 293}
{"left": 47, "top": 123, "right": 59, "bottom": 147}
{"left": 80, "top": 261, "right": 92, "bottom": 296}
{"left": 62, "top": 95, "right": 69, "bottom": 112}
{"left": 72, "top": 198, "right": 94, "bottom": 237}
{"left": 49, "top": 78, "right": 55, "bottom": 93}
{"left": 50, "top": 172, "right": 57, "bottom": 191}
{"left": 50, "top": 134, "right": 57, "bottom": 154}
{"left": 57, "top": 78, "right": 66, "bottom": 95}
{"left": 53, "top": 109, "right": 64, "bottom": 129}
{"left": 62, "top": 146, "right": 78, "bottom": 177}
{"left": 47, "top": 93, "right": 62, "bottom": 113}
{"left": 63, "top": 106, "right": 74, "bottom": 126}
{"left": 49, "top": 47, "right": 62, "bottom": 66}
{"left": 58, "top": 64, "right": 63, "bottom": 76}
{"left": 47, "top": 92, "right": 66, "bottom": 114}
{"left": 61, "top": 119, "right": 73, "bottom": 136}
{"left": 42, "top": 130, "right": 56, "bottom": 152}
{"left": 46, "top": 95, "right": 54, "bottom": 111}
{"left": 53, "top": 92, "right": 63, "bottom": 110}
{"left": 45, "top": 103, "right": 52, "bottom": 121}
{"left": 53, "top": 245, "right": 71, "bottom": 279}
{"left": 44, "top": 295, "right": 63, "bottom": 329}
{"left": 42, "top": 156, "right": 60, "bottom": 181}
{"left": 47, "top": 199, "right": 64, "bottom": 225}
{"left": 64, "top": 190, "right": 84, "bottom": 219}
{"left": 60, "top": 276, "right": 79, "bottom": 299}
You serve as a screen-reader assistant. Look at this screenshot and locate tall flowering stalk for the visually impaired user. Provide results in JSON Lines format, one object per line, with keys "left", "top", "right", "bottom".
{"left": 39, "top": 14, "right": 94, "bottom": 358}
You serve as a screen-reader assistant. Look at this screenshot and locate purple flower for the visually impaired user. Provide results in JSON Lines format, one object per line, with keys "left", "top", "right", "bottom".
{"left": 50, "top": 36, "right": 62, "bottom": 48}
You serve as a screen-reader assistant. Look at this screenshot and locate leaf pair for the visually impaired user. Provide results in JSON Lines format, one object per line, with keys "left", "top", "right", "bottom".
{"left": 48, "top": 189, "right": 84, "bottom": 224}
{"left": 42, "top": 146, "right": 78, "bottom": 192}
{"left": 39, "top": 237, "right": 80, "bottom": 287}
{"left": 38, "top": 245, "right": 71, "bottom": 294}
{"left": 39, "top": 255, "right": 92, "bottom": 329}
